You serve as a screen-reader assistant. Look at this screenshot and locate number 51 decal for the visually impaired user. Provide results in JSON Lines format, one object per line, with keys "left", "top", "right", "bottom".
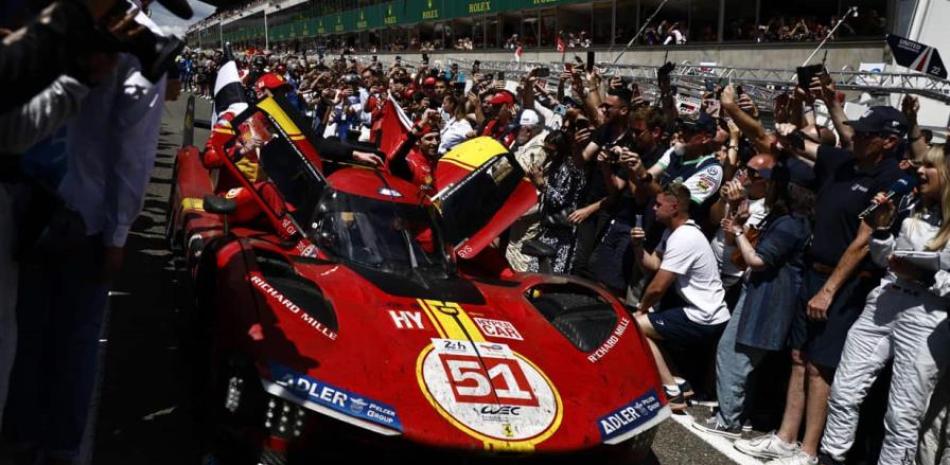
{"left": 438, "top": 354, "right": 539, "bottom": 407}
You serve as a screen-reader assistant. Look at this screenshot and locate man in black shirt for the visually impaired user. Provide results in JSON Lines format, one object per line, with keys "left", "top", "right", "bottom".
{"left": 572, "top": 87, "right": 634, "bottom": 278}
{"left": 734, "top": 106, "right": 908, "bottom": 464}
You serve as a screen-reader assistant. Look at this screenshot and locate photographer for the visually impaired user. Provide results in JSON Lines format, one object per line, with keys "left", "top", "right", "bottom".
{"left": 525, "top": 130, "right": 588, "bottom": 274}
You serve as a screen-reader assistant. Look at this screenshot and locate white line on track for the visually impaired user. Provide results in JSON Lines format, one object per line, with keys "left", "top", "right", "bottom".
{"left": 668, "top": 413, "right": 766, "bottom": 465}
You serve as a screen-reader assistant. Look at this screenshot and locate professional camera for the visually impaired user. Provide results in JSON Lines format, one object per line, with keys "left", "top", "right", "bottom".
{"left": 94, "top": 0, "right": 192, "bottom": 83}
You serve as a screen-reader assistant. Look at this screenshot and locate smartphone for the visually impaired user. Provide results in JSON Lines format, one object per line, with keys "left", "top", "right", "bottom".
{"left": 565, "top": 63, "right": 574, "bottom": 73}
{"left": 796, "top": 64, "right": 824, "bottom": 90}
{"left": 422, "top": 53, "right": 429, "bottom": 65}
{"left": 497, "top": 71, "right": 506, "bottom": 81}
{"left": 453, "top": 81, "right": 466, "bottom": 94}
{"left": 586, "top": 50, "right": 595, "bottom": 73}
{"left": 788, "top": 130, "right": 806, "bottom": 150}
{"left": 536, "top": 67, "right": 550, "bottom": 78}
{"left": 574, "top": 118, "right": 590, "bottom": 131}
{"left": 736, "top": 85, "right": 744, "bottom": 96}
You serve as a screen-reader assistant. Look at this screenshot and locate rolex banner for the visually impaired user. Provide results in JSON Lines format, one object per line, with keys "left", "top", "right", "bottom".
{"left": 886, "top": 34, "right": 947, "bottom": 79}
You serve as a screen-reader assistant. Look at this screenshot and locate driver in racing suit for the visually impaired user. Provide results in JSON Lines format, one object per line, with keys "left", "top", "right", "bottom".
{"left": 201, "top": 73, "right": 383, "bottom": 224}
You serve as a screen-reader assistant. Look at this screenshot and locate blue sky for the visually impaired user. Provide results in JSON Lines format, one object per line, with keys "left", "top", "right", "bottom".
{"left": 150, "top": 0, "right": 216, "bottom": 37}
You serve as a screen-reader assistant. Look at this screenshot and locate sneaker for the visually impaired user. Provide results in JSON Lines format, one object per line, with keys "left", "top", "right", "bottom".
{"left": 742, "top": 418, "right": 753, "bottom": 432}
{"left": 734, "top": 432, "right": 799, "bottom": 459}
{"left": 816, "top": 452, "right": 844, "bottom": 465}
{"left": 765, "top": 451, "right": 817, "bottom": 465}
{"left": 692, "top": 416, "right": 741, "bottom": 439}
{"left": 663, "top": 386, "right": 688, "bottom": 414}
{"left": 678, "top": 379, "right": 695, "bottom": 399}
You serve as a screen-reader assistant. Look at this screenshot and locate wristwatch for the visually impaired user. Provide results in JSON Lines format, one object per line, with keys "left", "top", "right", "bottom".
{"left": 734, "top": 229, "right": 744, "bottom": 238}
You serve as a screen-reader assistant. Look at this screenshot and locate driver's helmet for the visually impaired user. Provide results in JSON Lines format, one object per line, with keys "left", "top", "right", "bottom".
{"left": 254, "top": 72, "right": 292, "bottom": 98}
{"left": 252, "top": 55, "right": 267, "bottom": 71}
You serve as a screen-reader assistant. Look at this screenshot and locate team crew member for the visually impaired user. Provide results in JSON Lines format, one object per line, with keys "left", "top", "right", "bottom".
{"left": 736, "top": 107, "right": 906, "bottom": 465}
{"left": 387, "top": 109, "right": 441, "bottom": 189}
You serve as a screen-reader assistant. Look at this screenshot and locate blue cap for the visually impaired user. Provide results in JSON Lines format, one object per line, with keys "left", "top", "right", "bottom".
{"left": 845, "top": 106, "right": 909, "bottom": 137}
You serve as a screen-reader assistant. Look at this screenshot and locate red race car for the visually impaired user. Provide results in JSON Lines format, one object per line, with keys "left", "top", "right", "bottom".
{"left": 167, "top": 93, "right": 669, "bottom": 464}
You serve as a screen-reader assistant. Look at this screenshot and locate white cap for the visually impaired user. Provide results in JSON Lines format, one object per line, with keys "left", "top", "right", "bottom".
{"left": 519, "top": 109, "right": 540, "bottom": 127}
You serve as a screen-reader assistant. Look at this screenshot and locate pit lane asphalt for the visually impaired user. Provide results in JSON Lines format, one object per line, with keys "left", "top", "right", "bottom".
{"left": 88, "top": 94, "right": 744, "bottom": 465}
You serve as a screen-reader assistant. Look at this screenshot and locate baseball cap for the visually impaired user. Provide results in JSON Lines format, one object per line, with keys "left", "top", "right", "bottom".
{"left": 519, "top": 109, "right": 540, "bottom": 127}
{"left": 487, "top": 90, "right": 516, "bottom": 106}
{"left": 845, "top": 106, "right": 909, "bottom": 137}
{"left": 677, "top": 111, "right": 717, "bottom": 135}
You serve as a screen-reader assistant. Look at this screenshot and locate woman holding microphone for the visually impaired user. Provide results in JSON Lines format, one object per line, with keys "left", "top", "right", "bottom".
{"left": 818, "top": 144, "right": 950, "bottom": 465}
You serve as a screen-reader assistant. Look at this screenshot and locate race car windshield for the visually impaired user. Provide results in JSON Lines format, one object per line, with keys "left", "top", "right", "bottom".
{"left": 311, "top": 191, "right": 448, "bottom": 273}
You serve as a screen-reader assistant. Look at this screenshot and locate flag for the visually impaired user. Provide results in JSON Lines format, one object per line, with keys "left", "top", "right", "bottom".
{"left": 514, "top": 46, "right": 523, "bottom": 63}
{"left": 373, "top": 93, "right": 413, "bottom": 157}
{"left": 211, "top": 56, "right": 249, "bottom": 122}
{"left": 556, "top": 35, "right": 565, "bottom": 54}
{"left": 886, "top": 34, "right": 947, "bottom": 79}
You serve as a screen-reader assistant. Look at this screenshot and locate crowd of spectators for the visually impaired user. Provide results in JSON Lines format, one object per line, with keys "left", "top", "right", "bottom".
{"left": 187, "top": 43, "right": 950, "bottom": 465}
{"left": 726, "top": 11, "right": 886, "bottom": 42}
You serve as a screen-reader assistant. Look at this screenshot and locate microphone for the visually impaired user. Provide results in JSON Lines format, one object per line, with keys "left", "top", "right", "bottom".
{"left": 858, "top": 175, "right": 918, "bottom": 219}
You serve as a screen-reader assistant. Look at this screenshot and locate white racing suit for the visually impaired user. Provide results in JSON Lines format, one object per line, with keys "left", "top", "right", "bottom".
{"left": 820, "top": 200, "right": 950, "bottom": 464}
{"left": 917, "top": 361, "right": 950, "bottom": 465}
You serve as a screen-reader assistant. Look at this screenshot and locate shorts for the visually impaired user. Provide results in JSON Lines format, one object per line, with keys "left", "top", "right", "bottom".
{"left": 801, "top": 267, "right": 880, "bottom": 370}
{"left": 648, "top": 307, "right": 727, "bottom": 350}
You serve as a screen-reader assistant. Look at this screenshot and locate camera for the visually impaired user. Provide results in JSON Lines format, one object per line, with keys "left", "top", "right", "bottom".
{"left": 97, "top": 0, "right": 186, "bottom": 83}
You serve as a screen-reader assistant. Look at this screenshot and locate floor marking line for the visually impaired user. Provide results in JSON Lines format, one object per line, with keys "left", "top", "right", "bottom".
{"left": 669, "top": 413, "right": 766, "bottom": 465}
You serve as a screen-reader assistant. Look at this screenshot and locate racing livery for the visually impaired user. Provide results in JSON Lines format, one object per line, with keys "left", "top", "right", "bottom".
{"left": 167, "top": 93, "right": 669, "bottom": 463}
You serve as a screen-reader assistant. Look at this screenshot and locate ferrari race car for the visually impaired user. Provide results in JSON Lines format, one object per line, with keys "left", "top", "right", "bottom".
{"left": 167, "top": 93, "right": 670, "bottom": 464}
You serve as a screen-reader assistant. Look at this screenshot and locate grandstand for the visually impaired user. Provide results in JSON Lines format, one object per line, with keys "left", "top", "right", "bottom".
{"left": 185, "top": 0, "right": 948, "bottom": 134}
{"left": 186, "top": 0, "right": 894, "bottom": 73}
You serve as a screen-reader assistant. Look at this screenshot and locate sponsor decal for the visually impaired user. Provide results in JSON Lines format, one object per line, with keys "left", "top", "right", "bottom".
{"left": 597, "top": 389, "right": 663, "bottom": 441}
{"left": 280, "top": 217, "right": 299, "bottom": 236}
{"left": 378, "top": 187, "right": 403, "bottom": 198}
{"left": 250, "top": 274, "right": 338, "bottom": 341}
{"left": 474, "top": 318, "right": 523, "bottom": 341}
{"left": 225, "top": 187, "right": 242, "bottom": 199}
{"left": 417, "top": 338, "right": 561, "bottom": 445}
{"left": 270, "top": 363, "right": 402, "bottom": 431}
{"left": 588, "top": 316, "right": 632, "bottom": 363}
{"left": 389, "top": 310, "right": 425, "bottom": 330}
{"left": 457, "top": 245, "right": 475, "bottom": 259}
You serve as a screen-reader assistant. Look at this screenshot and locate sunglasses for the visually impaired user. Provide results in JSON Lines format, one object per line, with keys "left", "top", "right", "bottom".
{"left": 742, "top": 166, "right": 770, "bottom": 180}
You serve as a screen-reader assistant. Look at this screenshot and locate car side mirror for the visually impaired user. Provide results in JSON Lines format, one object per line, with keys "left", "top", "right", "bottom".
{"left": 203, "top": 194, "right": 237, "bottom": 215}
{"left": 203, "top": 194, "right": 237, "bottom": 236}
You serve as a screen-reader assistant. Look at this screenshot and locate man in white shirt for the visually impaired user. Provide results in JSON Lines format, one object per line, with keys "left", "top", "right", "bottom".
{"left": 631, "top": 182, "right": 729, "bottom": 412}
